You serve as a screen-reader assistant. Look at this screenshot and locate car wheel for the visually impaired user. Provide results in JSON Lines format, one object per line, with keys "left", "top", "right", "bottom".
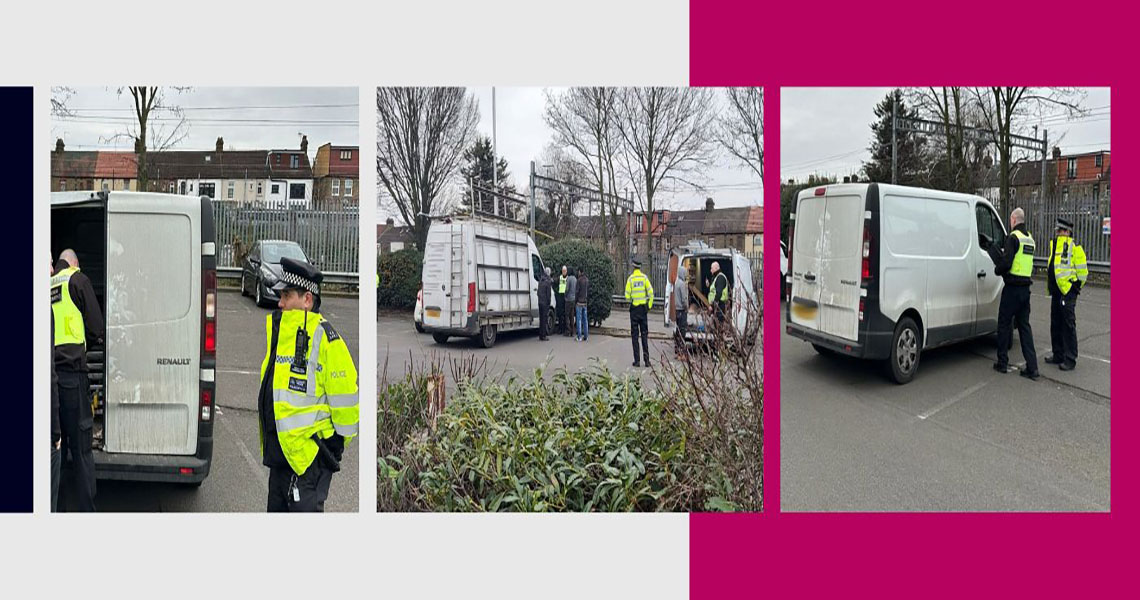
{"left": 887, "top": 316, "right": 921, "bottom": 384}
{"left": 415, "top": 322, "right": 424, "bottom": 334}
{"left": 255, "top": 279, "right": 265, "bottom": 307}
{"left": 479, "top": 324, "right": 497, "bottom": 348}
{"left": 240, "top": 272, "right": 248, "bottom": 297}
{"left": 432, "top": 333, "right": 449, "bottom": 344}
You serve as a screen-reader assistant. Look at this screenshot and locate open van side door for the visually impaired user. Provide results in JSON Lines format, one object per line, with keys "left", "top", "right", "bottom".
{"left": 732, "top": 252, "right": 756, "bottom": 334}
{"left": 664, "top": 252, "right": 680, "bottom": 325}
{"left": 973, "top": 201, "right": 1006, "bottom": 335}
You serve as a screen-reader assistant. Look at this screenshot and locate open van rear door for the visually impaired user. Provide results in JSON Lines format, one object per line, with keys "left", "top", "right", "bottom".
{"left": 103, "top": 193, "right": 201, "bottom": 455}
{"left": 664, "top": 252, "right": 680, "bottom": 325}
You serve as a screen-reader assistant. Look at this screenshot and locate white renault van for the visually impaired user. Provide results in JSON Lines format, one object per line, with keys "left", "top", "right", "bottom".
{"left": 786, "top": 183, "right": 1007, "bottom": 383}
{"left": 663, "top": 242, "right": 759, "bottom": 346}
{"left": 51, "top": 191, "right": 217, "bottom": 484}
{"left": 420, "top": 215, "right": 550, "bottom": 348}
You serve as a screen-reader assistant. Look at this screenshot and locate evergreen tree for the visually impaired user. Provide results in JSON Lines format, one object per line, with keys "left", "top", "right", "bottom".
{"left": 861, "top": 90, "right": 926, "bottom": 185}
{"left": 459, "top": 136, "right": 515, "bottom": 215}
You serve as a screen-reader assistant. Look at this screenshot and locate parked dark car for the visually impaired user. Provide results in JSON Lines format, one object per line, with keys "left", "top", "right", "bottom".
{"left": 240, "top": 239, "right": 309, "bottom": 307}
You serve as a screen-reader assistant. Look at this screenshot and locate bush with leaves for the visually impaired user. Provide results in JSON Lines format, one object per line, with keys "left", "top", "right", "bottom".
{"left": 377, "top": 249, "right": 423, "bottom": 310}
{"left": 538, "top": 238, "right": 614, "bottom": 324}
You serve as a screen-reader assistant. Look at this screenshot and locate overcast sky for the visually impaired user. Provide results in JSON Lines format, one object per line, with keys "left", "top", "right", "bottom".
{"left": 781, "top": 87, "right": 1111, "bottom": 183}
{"left": 51, "top": 87, "right": 358, "bottom": 163}
{"left": 377, "top": 87, "right": 762, "bottom": 223}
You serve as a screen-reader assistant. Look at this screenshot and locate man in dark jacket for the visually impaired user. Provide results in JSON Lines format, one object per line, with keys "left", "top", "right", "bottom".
{"left": 564, "top": 268, "right": 577, "bottom": 337}
{"left": 984, "top": 207, "right": 1040, "bottom": 380}
{"left": 575, "top": 268, "right": 590, "bottom": 341}
{"left": 51, "top": 249, "right": 104, "bottom": 511}
{"left": 50, "top": 260, "right": 61, "bottom": 513}
{"left": 537, "top": 267, "right": 553, "bottom": 341}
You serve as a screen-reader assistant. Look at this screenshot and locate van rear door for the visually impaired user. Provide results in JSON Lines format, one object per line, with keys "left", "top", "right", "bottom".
{"left": 790, "top": 188, "right": 865, "bottom": 341}
{"left": 421, "top": 223, "right": 458, "bottom": 329}
{"left": 104, "top": 193, "right": 201, "bottom": 455}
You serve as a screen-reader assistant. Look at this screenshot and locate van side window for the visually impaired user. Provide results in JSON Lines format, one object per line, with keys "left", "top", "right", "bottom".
{"left": 975, "top": 205, "right": 1003, "bottom": 246}
{"left": 531, "top": 254, "right": 544, "bottom": 282}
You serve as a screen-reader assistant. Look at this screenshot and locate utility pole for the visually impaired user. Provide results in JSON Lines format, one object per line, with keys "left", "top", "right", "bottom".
{"left": 891, "top": 91, "right": 898, "bottom": 185}
{"left": 1042, "top": 129, "right": 1049, "bottom": 199}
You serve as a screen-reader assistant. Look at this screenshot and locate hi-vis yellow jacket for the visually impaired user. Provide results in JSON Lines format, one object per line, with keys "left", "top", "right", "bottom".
{"left": 625, "top": 269, "right": 654, "bottom": 309}
{"left": 1051, "top": 235, "right": 1089, "bottom": 296}
{"left": 259, "top": 309, "right": 359, "bottom": 476}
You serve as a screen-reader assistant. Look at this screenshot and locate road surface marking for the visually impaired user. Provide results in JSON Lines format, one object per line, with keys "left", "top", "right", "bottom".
{"left": 917, "top": 380, "right": 991, "bottom": 421}
{"left": 218, "top": 368, "right": 257, "bottom": 375}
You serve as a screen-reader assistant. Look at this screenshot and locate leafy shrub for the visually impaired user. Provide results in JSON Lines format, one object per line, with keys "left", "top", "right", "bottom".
{"left": 377, "top": 249, "right": 423, "bottom": 310}
{"left": 539, "top": 239, "right": 614, "bottom": 324}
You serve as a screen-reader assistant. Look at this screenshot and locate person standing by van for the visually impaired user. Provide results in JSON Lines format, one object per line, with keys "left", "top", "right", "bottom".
{"left": 673, "top": 265, "right": 689, "bottom": 358}
{"left": 575, "top": 268, "right": 590, "bottom": 341}
{"left": 555, "top": 266, "right": 568, "bottom": 335}
{"left": 984, "top": 208, "right": 1040, "bottom": 380}
{"left": 51, "top": 249, "right": 103, "bottom": 512}
{"left": 1045, "top": 218, "right": 1089, "bottom": 371}
{"left": 709, "top": 261, "right": 731, "bottom": 332}
{"left": 538, "top": 267, "right": 553, "bottom": 341}
{"left": 258, "top": 258, "right": 359, "bottom": 512}
{"left": 625, "top": 258, "right": 654, "bottom": 367}
{"left": 49, "top": 260, "right": 61, "bottom": 513}
{"left": 564, "top": 268, "right": 577, "bottom": 337}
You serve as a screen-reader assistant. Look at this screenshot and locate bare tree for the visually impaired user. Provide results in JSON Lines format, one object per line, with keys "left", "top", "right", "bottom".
{"left": 376, "top": 87, "right": 480, "bottom": 250}
{"left": 614, "top": 87, "right": 718, "bottom": 272}
{"left": 970, "top": 87, "right": 1086, "bottom": 216}
{"left": 716, "top": 87, "right": 763, "bottom": 180}
{"left": 100, "top": 87, "right": 191, "bottom": 190}
{"left": 50, "top": 87, "right": 77, "bottom": 119}
{"left": 543, "top": 88, "right": 626, "bottom": 253}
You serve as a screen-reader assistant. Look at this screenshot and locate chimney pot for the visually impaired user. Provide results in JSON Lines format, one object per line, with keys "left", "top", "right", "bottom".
{"left": 1052, "top": 146, "right": 1062, "bottom": 159}
{"left": 216, "top": 137, "right": 224, "bottom": 153}
{"left": 55, "top": 138, "right": 65, "bottom": 153}
{"left": 385, "top": 217, "right": 395, "bottom": 226}
{"left": 301, "top": 135, "right": 309, "bottom": 153}
{"left": 705, "top": 197, "right": 715, "bottom": 212}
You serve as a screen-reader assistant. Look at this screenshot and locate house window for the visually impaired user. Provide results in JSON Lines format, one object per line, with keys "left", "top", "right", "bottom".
{"left": 332, "top": 178, "right": 340, "bottom": 196}
{"left": 1095, "top": 154, "right": 1103, "bottom": 168}
{"left": 227, "top": 181, "right": 235, "bottom": 199}
{"left": 199, "top": 182, "right": 216, "bottom": 198}
{"left": 753, "top": 234, "right": 761, "bottom": 247}
{"left": 59, "top": 179, "right": 66, "bottom": 191}
{"left": 1067, "top": 158, "right": 1077, "bottom": 179}
{"left": 168, "top": 182, "right": 175, "bottom": 193}
{"left": 340, "top": 150, "right": 352, "bottom": 160}
{"left": 271, "top": 184, "right": 280, "bottom": 195}
{"left": 180, "top": 181, "right": 187, "bottom": 195}
{"left": 257, "top": 182, "right": 263, "bottom": 195}
{"left": 344, "top": 179, "right": 353, "bottom": 197}
{"left": 634, "top": 215, "right": 644, "bottom": 234}
{"left": 290, "top": 155, "right": 300, "bottom": 169}
{"left": 288, "top": 183, "right": 305, "bottom": 200}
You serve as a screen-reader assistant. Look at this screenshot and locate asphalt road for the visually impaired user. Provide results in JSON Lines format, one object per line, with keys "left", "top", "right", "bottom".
{"left": 378, "top": 311, "right": 673, "bottom": 386}
{"left": 62, "top": 291, "right": 360, "bottom": 512}
{"left": 780, "top": 282, "right": 1110, "bottom": 512}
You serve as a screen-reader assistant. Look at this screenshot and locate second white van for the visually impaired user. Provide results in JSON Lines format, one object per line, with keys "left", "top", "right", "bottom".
{"left": 786, "top": 183, "right": 1008, "bottom": 383}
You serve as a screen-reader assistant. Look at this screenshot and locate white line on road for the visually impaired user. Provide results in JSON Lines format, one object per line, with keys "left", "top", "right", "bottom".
{"left": 917, "top": 380, "right": 992, "bottom": 421}
{"left": 218, "top": 409, "right": 266, "bottom": 483}
{"left": 218, "top": 368, "right": 258, "bottom": 375}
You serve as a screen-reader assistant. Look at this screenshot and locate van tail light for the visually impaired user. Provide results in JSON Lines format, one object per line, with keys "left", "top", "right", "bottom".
{"left": 203, "top": 270, "right": 217, "bottom": 357}
{"left": 467, "top": 282, "right": 476, "bottom": 314}
{"left": 200, "top": 387, "right": 213, "bottom": 422}
{"left": 859, "top": 298, "right": 865, "bottom": 321}
{"left": 814, "top": 187, "right": 826, "bottom": 196}
{"left": 861, "top": 222, "right": 872, "bottom": 281}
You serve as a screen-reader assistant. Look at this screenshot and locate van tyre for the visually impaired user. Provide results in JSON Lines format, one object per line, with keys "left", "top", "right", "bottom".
{"left": 415, "top": 322, "right": 424, "bottom": 334}
{"left": 887, "top": 316, "right": 921, "bottom": 384}
{"left": 432, "top": 333, "right": 449, "bottom": 344}
{"left": 479, "top": 324, "right": 497, "bottom": 348}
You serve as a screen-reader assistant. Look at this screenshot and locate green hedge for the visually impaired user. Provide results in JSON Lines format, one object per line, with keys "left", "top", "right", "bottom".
{"left": 377, "top": 249, "right": 423, "bottom": 310}
{"left": 539, "top": 239, "right": 614, "bottom": 324}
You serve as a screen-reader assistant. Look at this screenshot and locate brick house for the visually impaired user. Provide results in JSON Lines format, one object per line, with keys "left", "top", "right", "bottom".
{"left": 377, "top": 218, "right": 417, "bottom": 254}
{"left": 313, "top": 143, "right": 359, "bottom": 209}
{"left": 50, "top": 139, "right": 95, "bottom": 192}
{"left": 977, "top": 147, "right": 1109, "bottom": 211}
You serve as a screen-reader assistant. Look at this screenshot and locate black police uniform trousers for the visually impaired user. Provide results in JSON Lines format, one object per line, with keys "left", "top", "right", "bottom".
{"left": 57, "top": 369, "right": 96, "bottom": 512}
{"left": 268, "top": 461, "right": 334, "bottom": 512}
{"left": 630, "top": 303, "right": 650, "bottom": 365}
{"left": 1050, "top": 289, "right": 1079, "bottom": 367}
{"left": 996, "top": 285, "right": 1038, "bottom": 372}
{"left": 539, "top": 302, "right": 550, "bottom": 339}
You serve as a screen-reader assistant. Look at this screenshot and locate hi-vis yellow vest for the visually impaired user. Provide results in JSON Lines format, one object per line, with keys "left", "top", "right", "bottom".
{"left": 625, "top": 269, "right": 654, "bottom": 308}
{"left": 259, "top": 309, "right": 359, "bottom": 476}
{"left": 1052, "top": 235, "right": 1089, "bottom": 295}
{"left": 712, "top": 272, "right": 729, "bottom": 302}
{"left": 51, "top": 266, "right": 85, "bottom": 346}
{"left": 1010, "top": 230, "right": 1036, "bottom": 278}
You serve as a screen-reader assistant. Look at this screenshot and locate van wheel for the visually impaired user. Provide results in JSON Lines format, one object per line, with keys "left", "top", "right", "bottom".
{"left": 479, "top": 325, "right": 497, "bottom": 348}
{"left": 240, "top": 273, "right": 249, "bottom": 297}
{"left": 887, "top": 317, "right": 921, "bottom": 384}
{"left": 432, "top": 333, "right": 449, "bottom": 344}
{"left": 415, "top": 322, "right": 424, "bottom": 334}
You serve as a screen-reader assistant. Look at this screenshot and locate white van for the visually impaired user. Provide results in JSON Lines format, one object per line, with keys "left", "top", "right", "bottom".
{"left": 664, "top": 242, "right": 759, "bottom": 345}
{"left": 52, "top": 191, "right": 217, "bottom": 484}
{"left": 420, "top": 215, "right": 550, "bottom": 348}
{"left": 786, "top": 183, "right": 1006, "bottom": 384}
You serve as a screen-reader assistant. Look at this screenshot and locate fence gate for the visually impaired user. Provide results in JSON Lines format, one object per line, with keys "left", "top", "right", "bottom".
{"left": 1024, "top": 194, "right": 1110, "bottom": 270}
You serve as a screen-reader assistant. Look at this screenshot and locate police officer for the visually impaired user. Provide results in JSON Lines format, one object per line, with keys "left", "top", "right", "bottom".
{"left": 625, "top": 257, "right": 654, "bottom": 367}
{"left": 984, "top": 207, "right": 1040, "bottom": 380}
{"left": 51, "top": 249, "right": 103, "bottom": 512}
{"left": 708, "top": 261, "right": 730, "bottom": 333}
{"left": 1045, "top": 217, "right": 1089, "bottom": 371}
{"left": 555, "top": 265, "right": 568, "bottom": 335}
{"left": 258, "top": 258, "right": 359, "bottom": 512}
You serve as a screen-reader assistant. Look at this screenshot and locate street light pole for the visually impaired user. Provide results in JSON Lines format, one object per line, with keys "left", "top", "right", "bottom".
{"left": 492, "top": 87, "right": 498, "bottom": 191}
{"left": 891, "top": 91, "right": 898, "bottom": 185}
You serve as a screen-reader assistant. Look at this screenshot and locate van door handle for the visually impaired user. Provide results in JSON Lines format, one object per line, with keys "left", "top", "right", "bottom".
{"left": 803, "top": 272, "right": 816, "bottom": 282}
{"left": 977, "top": 270, "right": 987, "bottom": 278}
